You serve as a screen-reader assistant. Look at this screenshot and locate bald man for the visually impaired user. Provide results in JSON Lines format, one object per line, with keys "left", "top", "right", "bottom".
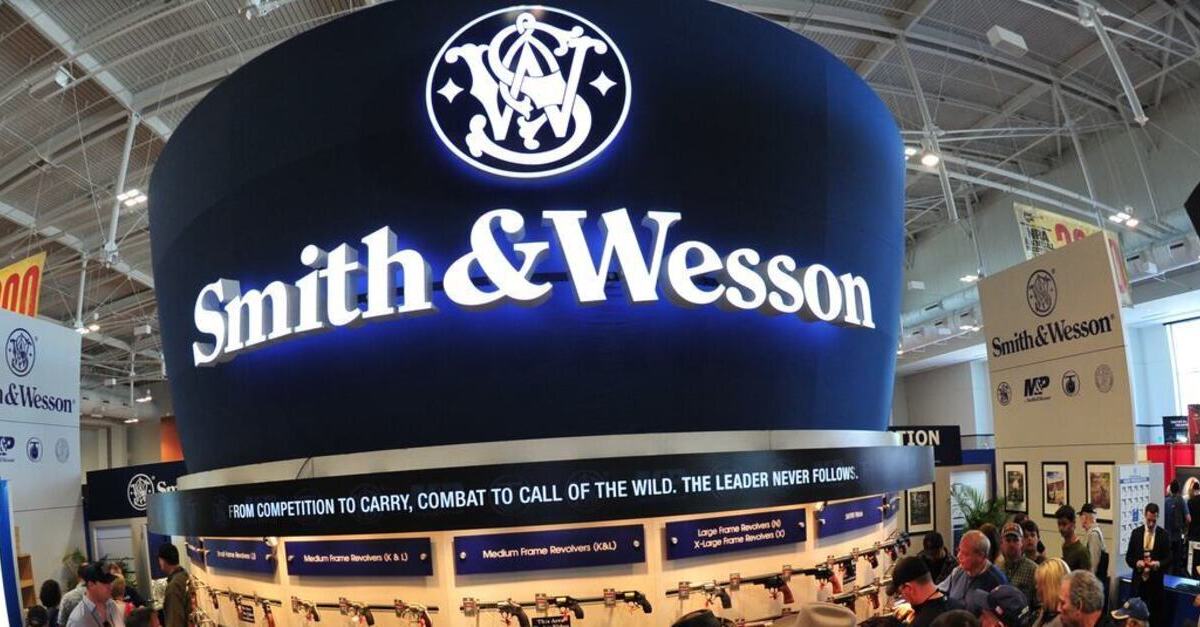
{"left": 938, "top": 530, "right": 1009, "bottom": 604}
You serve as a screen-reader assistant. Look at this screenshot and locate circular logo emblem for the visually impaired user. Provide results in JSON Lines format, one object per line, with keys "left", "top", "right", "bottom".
{"left": 127, "top": 473, "right": 155, "bottom": 512}
{"left": 426, "top": 6, "right": 631, "bottom": 178}
{"left": 1025, "top": 269, "right": 1057, "bottom": 317}
{"left": 5, "top": 328, "right": 35, "bottom": 377}
{"left": 997, "top": 382, "right": 1011, "bottom": 406}
{"left": 25, "top": 437, "right": 41, "bottom": 462}
{"left": 1095, "top": 364, "right": 1114, "bottom": 393}
{"left": 54, "top": 437, "right": 69, "bottom": 463}
{"left": 1062, "top": 370, "right": 1080, "bottom": 397}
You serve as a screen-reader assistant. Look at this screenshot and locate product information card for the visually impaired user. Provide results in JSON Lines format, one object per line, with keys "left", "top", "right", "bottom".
{"left": 285, "top": 538, "right": 433, "bottom": 577}
{"left": 665, "top": 508, "right": 806, "bottom": 560}
{"left": 454, "top": 525, "right": 645, "bottom": 575}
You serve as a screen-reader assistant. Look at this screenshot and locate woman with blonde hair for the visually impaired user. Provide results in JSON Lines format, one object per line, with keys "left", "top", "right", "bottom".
{"left": 1032, "top": 558, "right": 1070, "bottom": 626}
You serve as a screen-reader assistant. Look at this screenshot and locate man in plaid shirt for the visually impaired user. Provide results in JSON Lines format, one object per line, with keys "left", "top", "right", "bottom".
{"left": 997, "top": 521, "right": 1039, "bottom": 609}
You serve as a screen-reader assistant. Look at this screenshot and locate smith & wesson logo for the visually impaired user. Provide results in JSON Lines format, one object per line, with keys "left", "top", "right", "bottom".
{"left": 991, "top": 268, "right": 1115, "bottom": 358}
{"left": 426, "top": 6, "right": 630, "bottom": 178}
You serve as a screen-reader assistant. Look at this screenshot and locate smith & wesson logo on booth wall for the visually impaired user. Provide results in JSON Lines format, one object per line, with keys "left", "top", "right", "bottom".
{"left": 991, "top": 267, "right": 1115, "bottom": 359}
{"left": 0, "top": 328, "right": 73, "bottom": 413}
{"left": 426, "top": 6, "right": 630, "bottom": 178}
{"left": 192, "top": 210, "right": 876, "bottom": 366}
{"left": 127, "top": 472, "right": 177, "bottom": 512}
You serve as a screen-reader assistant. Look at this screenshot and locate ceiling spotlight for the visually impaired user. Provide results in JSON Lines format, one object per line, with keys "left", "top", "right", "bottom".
{"left": 116, "top": 188, "right": 140, "bottom": 202}
{"left": 1108, "top": 214, "right": 1126, "bottom": 223}
{"left": 123, "top": 418, "right": 139, "bottom": 424}
{"left": 896, "top": 349, "right": 904, "bottom": 356}
{"left": 920, "top": 152, "right": 941, "bottom": 167}
{"left": 904, "top": 146, "right": 919, "bottom": 159}
{"left": 135, "top": 392, "right": 153, "bottom": 404}
{"left": 122, "top": 193, "right": 148, "bottom": 208}
{"left": 87, "top": 322, "right": 101, "bottom": 332}
{"left": 1125, "top": 218, "right": 1140, "bottom": 228}
{"left": 75, "top": 326, "right": 89, "bottom": 335}
{"left": 959, "top": 274, "right": 980, "bottom": 283}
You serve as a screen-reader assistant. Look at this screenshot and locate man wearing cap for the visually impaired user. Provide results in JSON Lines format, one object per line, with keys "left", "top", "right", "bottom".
{"left": 938, "top": 530, "right": 1007, "bottom": 605}
{"left": 1110, "top": 598, "right": 1149, "bottom": 627}
{"left": 157, "top": 543, "right": 188, "bottom": 627}
{"left": 1124, "top": 503, "right": 1170, "bottom": 627}
{"left": 995, "top": 522, "right": 1038, "bottom": 610}
{"left": 65, "top": 563, "right": 124, "bottom": 627}
{"left": 1058, "top": 570, "right": 1115, "bottom": 627}
{"left": 1056, "top": 505, "right": 1092, "bottom": 573}
{"left": 1081, "top": 503, "right": 1110, "bottom": 607}
{"left": 966, "top": 585, "right": 1031, "bottom": 627}
{"left": 889, "top": 556, "right": 963, "bottom": 627}
{"left": 56, "top": 562, "right": 89, "bottom": 627}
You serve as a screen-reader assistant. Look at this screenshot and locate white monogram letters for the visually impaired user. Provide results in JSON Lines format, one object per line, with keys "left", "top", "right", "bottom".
{"left": 192, "top": 211, "right": 875, "bottom": 366}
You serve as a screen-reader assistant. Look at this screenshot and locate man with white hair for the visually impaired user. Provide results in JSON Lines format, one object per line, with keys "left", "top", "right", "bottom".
{"left": 938, "top": 530, "right": 1007, "bottom": 604}
{"left": 1058, "top": 570, "right": 1116, "bottom": 627}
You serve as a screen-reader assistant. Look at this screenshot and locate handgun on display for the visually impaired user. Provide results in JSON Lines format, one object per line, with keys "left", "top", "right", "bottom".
{"left": 395, "top": 600, "right": 433, "bottom": 627}
{"left": 619, "top": 590, "right": 652, "bottom": 614}
{"left": 551, "top": 596, "right": 584, "bottom": 619}
{"left": 292, "top": 597, "right": 320, "bottom": 623}
{"left": 497, "top": 600, "right": 530, "bottom": 627}
{"left": 701, "top": 582, "right": 732, "bottom": 609}
{"left": 256, "top": 596, "right": 276, "bottom": 627}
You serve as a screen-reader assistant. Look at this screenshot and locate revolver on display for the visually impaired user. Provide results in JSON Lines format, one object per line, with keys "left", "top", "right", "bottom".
{"left": 395, "top": 600, "right": 433, "bottom": 627}
{"left": 293, "top": 597, "right": 320, "bottom": 623}
{"left": 619, "top": 590, "right": 652, "bottom": 614}
{"left": 551, "top": 596, "right": 585, "bottom": 620}
{"left": 497, "top": 600, "right": 530, "bottom": 627}
{"left": 701, "top": 582, "right": 732, "bottom": 609}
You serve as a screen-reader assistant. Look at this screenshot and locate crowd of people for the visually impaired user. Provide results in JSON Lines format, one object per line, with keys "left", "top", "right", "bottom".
{"left": 23, "top": 544, "right": 189, "bottom": 627}
{"left": 897, "top": 493, "right": 1194, "bottom": 627}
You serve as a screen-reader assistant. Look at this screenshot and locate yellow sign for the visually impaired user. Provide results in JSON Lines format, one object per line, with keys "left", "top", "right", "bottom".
{"left": 1014, "top": 202, "right": 1100, "bottom": 259}
{"left": 0, "top": 252, "right": 46, "bottom": 317}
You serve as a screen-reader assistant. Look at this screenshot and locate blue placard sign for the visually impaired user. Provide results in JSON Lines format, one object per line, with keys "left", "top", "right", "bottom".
{"left": 285, "top": 538, "right": 432, "bottom": 577}
{"left": 665, "top": 508, "right": 806, "bottom": 560}
{"left": 204, "top": 538, "right": 276, "bottom": 574}
{"left": 817, "top": 496, "right": 884, "bottom": 537}
{"left": 454, "top": 525, "right": 644, "bottom": 575}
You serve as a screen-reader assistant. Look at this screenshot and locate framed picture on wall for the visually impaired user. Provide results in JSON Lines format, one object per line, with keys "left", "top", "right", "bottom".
{"left": 1085, "top": 461, "right": 1115, "bottom": 522}
{"left": 1042, "top": 462, "right": 1070, "bottom": 517}
{"left": 1004, "top": 462, "right": 1028, "bottom": 513}
{"left": 906, "top": 483, "right": 935, "bottom": 534}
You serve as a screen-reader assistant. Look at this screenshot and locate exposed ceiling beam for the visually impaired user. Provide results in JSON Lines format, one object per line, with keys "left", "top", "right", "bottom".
{"left": 974, "top": 3, "right": 1173, "bottom": 130}
{"left": 857, "top": 0, "right": 940, "bottom": 78}
{"left": 6, "top": 0, "right": 172, "bottom": 138}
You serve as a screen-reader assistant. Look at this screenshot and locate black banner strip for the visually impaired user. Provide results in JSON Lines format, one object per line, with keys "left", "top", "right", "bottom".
{"left": 149, "top": 446, "right": 932, "bottom": 537}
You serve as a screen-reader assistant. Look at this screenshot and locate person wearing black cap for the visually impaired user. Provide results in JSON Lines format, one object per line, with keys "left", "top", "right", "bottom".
{"left": 64, "top": 562, "right": 124, "bottom": 627}
{"left": 966, "top": 585, "right": 1032, "bottom": 627}
{"left": 890, "top": 555, "right": 964, "bottom": 627}
{"left": 157, "top": 543, "right": 188, "bottom": 627}
{"left": 1056, "top": 505, "right": 1092, "bottom": 572}
{"left": 1124, "top": 503, "right": 1170, "bottom": 627}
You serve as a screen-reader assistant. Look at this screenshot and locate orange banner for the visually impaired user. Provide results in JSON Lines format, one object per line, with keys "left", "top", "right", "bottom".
{"left": 0, "top": 252, "right": 45, "bottom": 317}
